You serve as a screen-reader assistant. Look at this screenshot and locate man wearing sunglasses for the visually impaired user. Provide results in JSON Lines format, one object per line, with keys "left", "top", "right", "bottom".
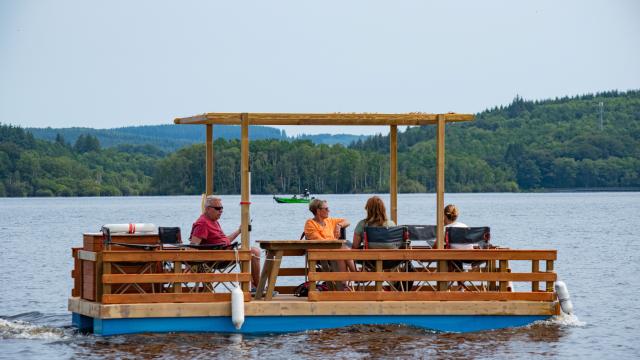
{"left": 190, "top": 195, "right": 261, "bottom": 288}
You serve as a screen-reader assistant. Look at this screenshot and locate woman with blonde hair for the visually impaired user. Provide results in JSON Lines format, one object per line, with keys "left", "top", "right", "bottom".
{"left": 352, "top": 196, "right": 396, "bottom": 249}
{"left": 444, "top": 204, "right": 467, "bottom": 228}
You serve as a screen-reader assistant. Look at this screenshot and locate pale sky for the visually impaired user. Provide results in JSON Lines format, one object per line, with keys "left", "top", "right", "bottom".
{"left": 1, "top": 1, "right": 638, "bottom": 136}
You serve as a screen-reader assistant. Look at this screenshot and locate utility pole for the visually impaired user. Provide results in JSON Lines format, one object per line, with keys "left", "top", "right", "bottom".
{"left": 599, "top": 102, "right": 604, "bottom": 131}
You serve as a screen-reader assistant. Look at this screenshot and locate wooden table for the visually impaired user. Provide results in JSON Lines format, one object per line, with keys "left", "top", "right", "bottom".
{"left": 255, "top": 240, "right": 344, "bottom": 300}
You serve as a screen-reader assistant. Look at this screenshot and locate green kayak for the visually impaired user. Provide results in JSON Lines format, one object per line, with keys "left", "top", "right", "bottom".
{"left": 273, "top": 195, "right": 314, "bottom": 204}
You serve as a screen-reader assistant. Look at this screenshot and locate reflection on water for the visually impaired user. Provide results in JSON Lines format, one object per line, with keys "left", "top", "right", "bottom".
{"left": 56, "top": 323, "right": 566, "bottom": 360}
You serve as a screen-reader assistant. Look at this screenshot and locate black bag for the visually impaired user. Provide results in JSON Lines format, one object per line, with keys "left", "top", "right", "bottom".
{"left": 293, "top": 281, "right": 329, "bottom": 297}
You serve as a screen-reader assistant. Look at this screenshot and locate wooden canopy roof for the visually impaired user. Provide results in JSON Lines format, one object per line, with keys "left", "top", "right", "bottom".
{"left": 174, "top": 112, "right": 474, "bottom": 126}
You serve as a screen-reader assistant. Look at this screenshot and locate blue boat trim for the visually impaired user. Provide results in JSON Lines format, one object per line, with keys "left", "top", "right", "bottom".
{"left": 78, "top": 313, "right": 550, "bottom": 336}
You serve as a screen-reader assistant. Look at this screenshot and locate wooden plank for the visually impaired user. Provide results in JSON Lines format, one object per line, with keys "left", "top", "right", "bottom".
{"left": 82, "top": 261, "right": 95, "bottom": 301}
{"left": 103, "top": 261, "right": 111, "bottom": 296}
{"left": 78, "top": 250, "right": 97, "bottom": 262}
{"left": 546, "top": 260, "right": 554, "bottom": 292}
{"left": 257, "top": 240, "right": 344, "bottom": 251}
{"left": 308, "top": 291, "right": 555, "bottom": 302}
{"left": 309, "top": 272, "right": 557, "bottom": 282}
{"left": 282, "top": 249, "right": 306, "bottom": 256}
{"left": 69, "top": 297, "right": 554, "bottom": 318}
{"left": 72, "top": 247, "right": 82, "bottom": 297}
{"left": 174, "top": 260, "right": 182, "bottom": 293}
{"left": 390, "top": 125, "right": 398, "bottom": 223}
{"left": 102, "top": 250, "right": 252, "bottom": 262}
{"left": 532, "top": 260, "right": 539, "bottom": 292}
{"left": 102, "top": 292, "right": 250, "bottom": 304}
{"left": 95, "top": 253, "right": 103, "bottom": 302}
{"left": 174, "top": 113, "right": 475, "bottom": 126}
{"left": 436, "top": 113, "right": 446, "bottom": 290}
{"left": 240, "top": 112, "right": 250, "bottom": 293}
{"left": 308, "top": 260, "right": 317, "bottom": 293}
{"left": 103, "top": 273, "right": 252, "bottom": 284}
{"left": 435, "top": 113, "right": 446, "bottom": 250}
{"left": 276, "top": 268, "right": 307, "bottom": 276}
{"left": 274, "top": 286, "right": 298, "bottom": 294}
{"left": 254, "top": 249, "right": 274, "bottom": 300}
{"left": 375, "top": 260, "right": 383, "bottom": 291}
{"left": 308, "top": 249, "right": 558, "bottom": 261}
{"left": 84, "top": 233, "right": 161, "bottom": 252}
{"left": 265, "top": 250, "right": 282, "bottom": 301}
{"left": 499, "top": 260, "right": 508, "bottom": 292}
{"left": 205, "top": 124, "right": 214, "bottom": 195}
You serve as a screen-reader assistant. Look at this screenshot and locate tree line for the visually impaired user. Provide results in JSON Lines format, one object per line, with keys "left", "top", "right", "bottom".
{"left": 1, "top": 90, "right": 639, "bottom": 197}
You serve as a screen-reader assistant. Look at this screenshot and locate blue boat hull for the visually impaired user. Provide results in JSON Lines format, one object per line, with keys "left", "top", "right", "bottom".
{"left": 73, "top": 313, "right": 549, "bottom": 336}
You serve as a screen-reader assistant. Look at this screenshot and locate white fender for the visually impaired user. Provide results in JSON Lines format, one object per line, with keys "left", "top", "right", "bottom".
{"left": 231, "top": 286, "right": 245, "bottom": 330}
{"left": 102, "top": 223, "right": 157, "bottom": 234}
{"left": 554, "top": 281, "right": 573, "bottom": 314}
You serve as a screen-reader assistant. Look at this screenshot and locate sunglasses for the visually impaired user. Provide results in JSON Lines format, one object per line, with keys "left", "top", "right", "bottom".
{"left": 208, "top": 206, "right": 223, "bottom": 211}
{"left": 319, "top": 207, "right": 329, "bottom": 211}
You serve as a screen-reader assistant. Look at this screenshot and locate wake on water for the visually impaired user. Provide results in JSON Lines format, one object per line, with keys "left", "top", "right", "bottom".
{"left": 0, "top": 312, "right": 77, "bottom": 341}
{"left": 537, "top": 313, "right": 586, "bottom": 328}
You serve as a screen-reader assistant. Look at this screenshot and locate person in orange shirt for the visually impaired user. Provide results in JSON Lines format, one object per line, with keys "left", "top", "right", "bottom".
{"left": 304, "top": 199, "right": 356, "bottom": 274}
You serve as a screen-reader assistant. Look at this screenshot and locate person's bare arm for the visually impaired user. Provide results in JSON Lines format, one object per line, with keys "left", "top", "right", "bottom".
{"left": 190, "top": 236, "right": 202, "bottom": 245}
{"left": 227, "top": 227, "right": 241, "bottom": 241}
{"left": 333, "top": 219, "right": 350, "bottom": 238}
{"left": 352, "top": 233, "right": 361, "bottom": 249}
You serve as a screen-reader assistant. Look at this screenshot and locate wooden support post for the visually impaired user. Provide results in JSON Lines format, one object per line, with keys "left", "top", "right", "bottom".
{"left": 309, "top": 260, "right": 317, "bottom": 293}
{"left": 390, "top": 125, "right": 398, "bottom": 223}
{"left": 96, "top": 253, "right": 103, "bottom": 302}
{"left": 206, "top": 124, "right": 214, "bottom": 195}
{"left": 436, "top": 114, "right": 447, "bottom": 291}
{"left": 546, "top": 260, "right": 554, "bottom": 292}
{"left": 103, "top": 260, "right": 111, "bottom": 297}
{"left": 173, "top": 261, "right": 182, "bottom": 293}
{"left": 375, "top": 260, "right": 383, "bottom": 292}
{"left": 240, "top": 113, "right": 250, "bottom": 293}
{"left": 532, "top": 260, "right": 539, "bottom": 292}
{"left": 499, "top": 260, "right": 508, "bottom": 292}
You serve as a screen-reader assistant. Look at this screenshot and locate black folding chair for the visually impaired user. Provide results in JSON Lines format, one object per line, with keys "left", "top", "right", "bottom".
{"left": 445, "top": 226, "right": 491, "bottom": 291}
{"left": 359, "top": 226, "right": 413, "bottom": 291}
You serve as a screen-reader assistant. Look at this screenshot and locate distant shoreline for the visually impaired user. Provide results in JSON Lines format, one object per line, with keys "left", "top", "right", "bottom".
{"left": 2, "top": 188, "right": 640, "bottom": 199}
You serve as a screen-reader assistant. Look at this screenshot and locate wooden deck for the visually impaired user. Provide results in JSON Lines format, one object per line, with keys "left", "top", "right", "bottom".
{"left": 69, "top": 296, "right": 557, "bottom": 319}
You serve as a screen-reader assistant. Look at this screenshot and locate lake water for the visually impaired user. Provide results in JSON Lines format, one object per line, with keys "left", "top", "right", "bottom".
{"left": 1, "top": 193, "right": 639, "bottom": 359}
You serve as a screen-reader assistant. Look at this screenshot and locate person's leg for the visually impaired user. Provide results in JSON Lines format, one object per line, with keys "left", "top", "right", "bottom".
{"left": 250, "top": 247, "right": 261, "bottom": 287}
{"left": 341, "top": 244, "right": 357, "bottom": 272}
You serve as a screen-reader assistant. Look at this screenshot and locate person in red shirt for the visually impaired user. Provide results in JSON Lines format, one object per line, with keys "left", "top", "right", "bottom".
{"left": 190, "top": 196, "right": 261, "bottom": 288}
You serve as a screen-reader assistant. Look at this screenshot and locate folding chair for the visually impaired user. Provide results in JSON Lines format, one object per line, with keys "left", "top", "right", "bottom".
{"left": 182, "top": 241, "right": 240, "bottom": 293}
{"left": 159, "top": 227, "right": 182, "bottom": 249}
{"left": 358, "top": 226, "right": 413, "bottom": 291}
{"left": 445, "top": 226, "right": 491, "bottom": 291}
{"left": 403, "top": 225, "right": 438, "bottom": 290}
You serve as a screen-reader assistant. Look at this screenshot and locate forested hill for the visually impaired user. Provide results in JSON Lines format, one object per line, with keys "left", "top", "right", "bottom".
{"left": 27, "top": 124, "right": 366, "bottom": 151}
{"left": 1, "top": 90, "right": 639, "bottom": 197}
{"left": 351, "top": 90, "right": 640, "bottom": 191}
{"left": 27, "top": 124, "right": 287, "bottom": 152}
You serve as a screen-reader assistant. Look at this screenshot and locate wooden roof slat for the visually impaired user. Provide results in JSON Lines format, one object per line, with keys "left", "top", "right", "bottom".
{"left": 174, "top": 112, "right": 474, "bottom": 126}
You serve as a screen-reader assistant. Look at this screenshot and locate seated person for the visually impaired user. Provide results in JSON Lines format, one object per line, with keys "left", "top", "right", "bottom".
{"left": 190, "top": 195, "right": 261, "bottom": 288}
{"left": 352, "top": 196, "right": 396, "bottom": 249}
{"left": 304, "top": 199, "right": 355, "bottom": 273}
{"left": 444, "top": 204, "right": 470, "bottom": 249}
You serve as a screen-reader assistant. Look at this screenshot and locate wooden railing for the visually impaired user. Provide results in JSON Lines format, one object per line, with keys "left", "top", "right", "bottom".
{"left": 307, "top": 249, "right": 557, "bottom": 302}
{"left": 73, "top": 249, "right": 252, "bottom": 304}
